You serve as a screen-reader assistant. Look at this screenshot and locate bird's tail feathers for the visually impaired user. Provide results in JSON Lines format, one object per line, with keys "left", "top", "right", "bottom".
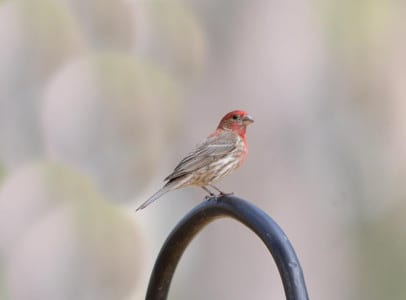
{"left": 135, "top": 185, "right": 171, "bottom": 211}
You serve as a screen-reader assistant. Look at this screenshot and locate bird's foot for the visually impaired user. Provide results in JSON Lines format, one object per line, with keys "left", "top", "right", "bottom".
{"left": 204, "top": 193, "right": 217, "bottom": 201}
{"left": 208, "top": 185, "right": 233, "bottom": 197}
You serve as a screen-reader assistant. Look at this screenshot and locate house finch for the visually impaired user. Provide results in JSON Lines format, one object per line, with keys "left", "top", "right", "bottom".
{"left": 136, "top": 110, "right": 254, "bottom": 211}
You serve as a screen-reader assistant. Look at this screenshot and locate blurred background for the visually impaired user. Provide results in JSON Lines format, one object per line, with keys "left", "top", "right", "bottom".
{"left": 0, "top": 0, "right": 405, "bottom": 299}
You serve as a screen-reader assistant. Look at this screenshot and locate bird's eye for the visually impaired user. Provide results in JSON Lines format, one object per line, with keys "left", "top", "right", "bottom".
{"left": 232, "top": 115, "right": 239, "bottom": 120}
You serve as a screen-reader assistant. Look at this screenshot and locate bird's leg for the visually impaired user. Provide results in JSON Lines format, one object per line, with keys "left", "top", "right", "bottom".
{"left": 209, "top": 184, "right": 234, "bottom": 196}
{"left": 202, "top": 186, "right": 216, "bottom": 200}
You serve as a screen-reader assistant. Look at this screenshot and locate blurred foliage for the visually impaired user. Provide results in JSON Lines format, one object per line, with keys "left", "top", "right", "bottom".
{"left": 0, "top": 0, "right": 85, "bottom": 167}
{"left": 0, "top": 0, "right": 203, "bottom": 294}
{"left": 321, "top": 0, "right": 394, "bottom": 49}
{"left": 0, "top": 162, "right": 143, "bottom": 300}
{"left": 0, "top": 0, "right": 204, "bottom": 298}
{"left": 17, "top": 0, "right": 85, "bottom": 80}
{"left": 319, "top": 0, "right": 399, "bottom": 117}
{"left": 60, "top": 0, "right": 136, "bottom": 50}
{"left": 41, "top": 53, "right": 182, "bottom": 202}
{"left": 0, "top": 259, "right": 6, "bottom": 300}
{"left": 0, "top": 162, "right": 4, "bottom": 184}
{"left": 139, "top": 0, "right": 207, "bottom": 81}
{"left": 356, "top": 203, "right": 406, "bottom": 300}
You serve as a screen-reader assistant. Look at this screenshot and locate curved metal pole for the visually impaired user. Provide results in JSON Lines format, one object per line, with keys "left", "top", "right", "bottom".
{"left": 145, "top": 195, "right": 309, "bottom": 300}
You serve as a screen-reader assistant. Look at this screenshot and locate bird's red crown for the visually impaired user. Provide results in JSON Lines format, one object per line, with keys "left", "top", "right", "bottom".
{"left": 217, "top": 110, "right": 254, "bottom": 137}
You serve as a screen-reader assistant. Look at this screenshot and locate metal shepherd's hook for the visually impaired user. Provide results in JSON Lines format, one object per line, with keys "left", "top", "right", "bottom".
{"left": 145, "top": 195, "right": 309, "bottom": 300}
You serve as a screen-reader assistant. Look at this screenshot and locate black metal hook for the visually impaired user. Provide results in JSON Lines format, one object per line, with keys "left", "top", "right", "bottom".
{"left": 145, "top": 195, "right": 309, "bottom": 300}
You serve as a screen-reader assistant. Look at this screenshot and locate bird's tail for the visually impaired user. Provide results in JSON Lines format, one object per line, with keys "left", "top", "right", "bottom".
{"left": 135, "top": 185, "right": 171, "bottom": 211}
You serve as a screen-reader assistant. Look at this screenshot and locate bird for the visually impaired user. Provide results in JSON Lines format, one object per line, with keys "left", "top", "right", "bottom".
{"left": 136, "top": 110, "right": 254, "bottom": 211}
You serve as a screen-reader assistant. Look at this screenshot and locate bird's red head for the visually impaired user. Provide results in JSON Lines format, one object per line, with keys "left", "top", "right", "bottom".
{"left": 217, "top": 110, "right": 254, "bottom": 137}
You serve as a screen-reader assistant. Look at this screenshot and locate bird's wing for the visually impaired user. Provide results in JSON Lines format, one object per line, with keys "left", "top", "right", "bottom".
{"left": 164, "top": 130, "right": 238, "bottom": 181}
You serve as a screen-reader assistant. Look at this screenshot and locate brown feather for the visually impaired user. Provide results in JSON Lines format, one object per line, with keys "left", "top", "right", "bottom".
{"left": 164, "top": 130, "right": 238, "bottom": 182}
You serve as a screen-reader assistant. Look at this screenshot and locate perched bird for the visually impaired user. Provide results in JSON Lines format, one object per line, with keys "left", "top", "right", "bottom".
{"left": 136, "top": 110, "right": 254, "bottom": 211}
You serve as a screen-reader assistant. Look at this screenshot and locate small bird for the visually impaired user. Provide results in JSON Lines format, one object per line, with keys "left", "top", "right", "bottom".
{"left": 136, "top": 110, "right": 254, "bottom": 211}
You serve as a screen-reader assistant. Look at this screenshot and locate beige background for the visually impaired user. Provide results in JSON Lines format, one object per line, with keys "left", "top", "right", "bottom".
{"left": 0, "top": 1, "right": 405, "bottom": 299}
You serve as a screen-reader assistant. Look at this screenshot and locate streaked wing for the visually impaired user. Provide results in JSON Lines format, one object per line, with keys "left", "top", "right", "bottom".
{"left": 164, "top": 131, "right": 238, "bottom": 181}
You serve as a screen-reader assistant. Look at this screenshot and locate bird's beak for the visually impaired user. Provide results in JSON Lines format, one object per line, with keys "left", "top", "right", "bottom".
{"left": 242, "top": 115, "right": 254, "bottom": 125}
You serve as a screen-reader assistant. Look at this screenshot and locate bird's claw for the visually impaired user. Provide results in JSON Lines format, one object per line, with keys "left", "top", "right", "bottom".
{"left": 219, "top": 191, "right": 234, "bottom": 196}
